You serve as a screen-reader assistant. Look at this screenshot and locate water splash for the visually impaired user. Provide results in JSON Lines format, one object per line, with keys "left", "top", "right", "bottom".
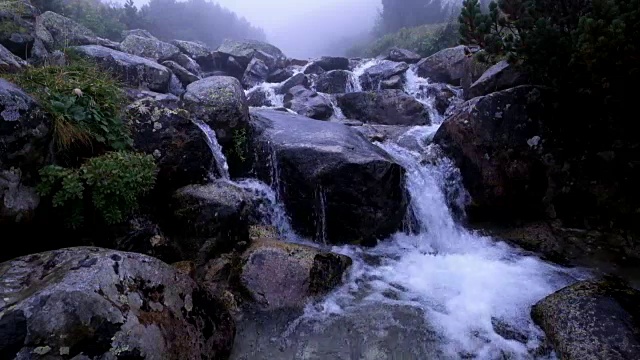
{"left": 192, "top": 119, "right": 230, "bottom": 179}
{"left": 246, "top": 82, "right": 284, "bottom": 108}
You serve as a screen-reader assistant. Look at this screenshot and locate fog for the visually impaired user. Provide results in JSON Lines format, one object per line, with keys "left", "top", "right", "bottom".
{"left": 119, "top": 0, "right": 381, "bottom": 58}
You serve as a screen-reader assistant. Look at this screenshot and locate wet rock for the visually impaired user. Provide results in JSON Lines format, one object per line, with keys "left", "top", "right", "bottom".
{"left": 125, "top": 95, "right": 213, "bottom": 191}
{"left": 337, "top": 90, "right": 430, "bottom": 126}
{"left": 532, "top": 280, "right": 640, "bottom": 360}
{"left": 73, "top": 45, "right": 172, "bottom": 93}
{"left": 162, "top": 60, "right": 200, "bottom": 87}
{"left": 170, "top": 53, "right": 202, "bottom": 75}
{"left": 267, "top": 68, "right": 293, "bottom": 83}
{"left": 359, "top": 60, "right": 409, "bottom": 91}
{"left": 120, "top": 35, "right": 181, "bottom": 61}
{"left": 314, "top": 56, "right": 350, "bottom": 71}
{"left": 39, "top": 11, "right": 119, "bottom": 51}
{"left": 0, "top": 169, "right": 39, "bottom": 225}
{"left": 183, "top": 76, "right": 250, "bottom": 148}
{"left": 433, "top": 86, "right": 554, "bottom": 220}
{"left": 217, "top": 39, "right": 286, "bottom": 69}
{"left": 385, "top": 47, "right": 421, "bottom": 64}
{"left": 242, "top": 58, "right": 269, "bottom": 88}
{"left": 0, "top": 79, "right": 50, "bottom": 183}
{"left": 0, "top": 247, "right": 236, "bottom": 360}
{"left": 0, "top": 43, "right": 27, "bottom": 72}
{"left": 240, "top": 235, "right": 352, "bottom": 310}
{"left": 169, "top": 181, "right": 257, "bottom": 262}
{"left": 287, "top": 58, "right": 309, "bottom": 67}
{"left": 246, "top": 87, "right": 275, "bottom": 107}
{"left": 122, "top": 28, "right": 157, "bottom": 40}
{"left": 380, "top": 75, "right": 403, "bottom": 90}
{"left": 105, "top": 215, "right": 177, "bottom": 264}
{"left": 284, "top": 85, "right": 333, "bottom": 120}
{"left": 277, "top": 72, "right": 309, "bottom": 94}
{"left": 315, "top": 70, "right": 351, "bottom": 94}
{"left": 172, "top": 39, "right": 212, "bottom": 68}
{"left": 303, "top": 62, "right": 326, "bottom": 75}
{"left": 0, "top": 0, "right": 37, "bottom": 58}
{"left": 416, "top": 45, "right": 486, "bottom": 85}
{"left": 468, "top": 60, "right": 528, "bottom": 99}
{"left": 426, "top": 83, "right": 460, "bottom": 115}
{"left": 250, "top": 109, "right": 408, "bottom": 245}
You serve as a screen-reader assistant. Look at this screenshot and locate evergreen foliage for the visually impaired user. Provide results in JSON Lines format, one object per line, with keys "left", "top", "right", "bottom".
{"left": 38, "top": 152, "right": 157, "bottom": 227}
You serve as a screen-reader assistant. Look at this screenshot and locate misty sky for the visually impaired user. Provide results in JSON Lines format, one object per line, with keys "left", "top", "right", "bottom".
{"left": 119, "top": 0, "right": 382, "bottom": 58}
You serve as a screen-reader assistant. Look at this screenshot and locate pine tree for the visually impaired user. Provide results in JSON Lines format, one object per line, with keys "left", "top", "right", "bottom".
{"left": 459, "top": 0, "right": 488, "bottom": 46}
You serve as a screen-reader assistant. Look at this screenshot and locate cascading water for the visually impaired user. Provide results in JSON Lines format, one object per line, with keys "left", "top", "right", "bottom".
{"left": 192, "top": 119, "right": 230, "bottom": 179}
{"left": 246, "top": 82, "right": 285, "bottom": 108}
{"left": 230, "top": 62, "right": 589, "bottom": 360}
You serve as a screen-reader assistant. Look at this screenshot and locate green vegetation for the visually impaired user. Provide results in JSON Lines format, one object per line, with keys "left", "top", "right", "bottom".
{"left": 10, "top": 55, "right": 158, "bottom": 228}
{"left": 232, "top": 128, "right": 248, "bottom": 163}
{"left": 10, "top": 55, "right": 130, "bottom": 151}
{"left": 459, "top": 0, "right": 640, "bottom": 107}
{"left": 347, "top": 23, "right": 459, "bottom": 58}
{"left": 38, "top": 152, "right": 157, "bottom": 227}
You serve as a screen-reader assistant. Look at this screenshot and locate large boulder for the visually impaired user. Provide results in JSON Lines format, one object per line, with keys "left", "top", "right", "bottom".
{"left": 125, "top": 94, "right": 213, "bottom": 191}
{"left": 314, "top": 56, "right": 350, "bottom": 71}
{"left": 380, "top": 75, "right": 403, "bottom": 90}
{"left": 532, "top": 280, "right": 640, "bottom": 360}
{"left": 385, "top": 47, "right": 421, "bottom": 64}
{"left": 284, "top": 85, "right": 333, "bottom": 120}
{"left": 249, "top": 109, "right": 408, "bottom": 244}
{"left": 38, "top": 11, "right": 119, "bottom": 51}
{"left": 120, "top": 35, "right": 181, "bottom": 61}
{"left": 171, "top": 39, "right": 212, "bottom": 67}
{"left": 416, "top": 45, "right": 486, "bottom": 85}
{"left": 170, "top": 53, "right": 202, "bottom": 75}
{"left": 433, "top": 86, "right": 554, "bottom": 220}
{"left": 267, "top": 68, "right": 293, "bottom": 83}
{"left": 0, "top": 247, "right": 235, "bottom": 359}
{"left": 246, "top": 87, "right": 276, "bottom": 108}
{"left": 161, "top": 60, "right": 199, "bottom": 87}
{"left": 217, "top": 39, "right": 286, "bottom": 69}
{"left": 468, "top": 60, "right": 528, "bottom": 99}
{"left": 315, "top": 70, "right": 351, "bottom": 94}
{"left": 277, "top": 72, "right": 309, "bottom": 94}
{"left": 337, "top": 90, "right": 430, "bottom": 126}
{"left": 240, "top": 233, "right": 352, "bottom": 310}
{"left": 359, "top": 60, "right": 409, "bottom": 91}
{"left": 0, "top": 0, "right": 37, "bottom": 58}
{"left": 122, "top": 28, "right": 157, "bottom": 40}
{"left": 0, "top": 79, "right": 50, "bottom": 182}
{"left": 0, "top": 74, "right": 45, "bottom": 227}
{"left": 73, "top": 45, "right": 172, "bottom": 93}
{"left": 168, "top": 181, "right": 257, "bottom": 262}
{"left": 183, "top": 76, "right": 250, "bottom": 148}
{"left": 0, "top": 43, "right": 27, "bottom": 72}
{"left": 242, "top": 57, "right": 269, "bottom": 88}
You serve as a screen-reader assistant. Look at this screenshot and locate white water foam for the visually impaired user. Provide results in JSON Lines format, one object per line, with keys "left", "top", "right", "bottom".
{"left": 246, "top": 82, "right": 285, "bottom": 108}
{"left": 192, "top": 119, "right": 230, "bottom": 179}
{"left": 285, "top": 127, "right": 588, "bottom": 359}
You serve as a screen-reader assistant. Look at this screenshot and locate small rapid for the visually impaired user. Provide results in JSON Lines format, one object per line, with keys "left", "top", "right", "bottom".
{"left": 199, "top": 58, "right": 591, "bottom": 359}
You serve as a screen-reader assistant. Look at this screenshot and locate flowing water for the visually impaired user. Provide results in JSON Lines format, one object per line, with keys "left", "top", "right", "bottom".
{"left": 225, "top": 62, "right": 589, "bottom": 359}
{"left": 192, "top": 119, "right": 230, "bottom": 179}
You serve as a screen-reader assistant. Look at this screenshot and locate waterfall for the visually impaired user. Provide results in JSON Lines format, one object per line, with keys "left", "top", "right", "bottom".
{"left": 192, "top": 119, "right": 230, "bottom": 180}
{"left": 246, "top": 82, "right": 285, "bottom": 108}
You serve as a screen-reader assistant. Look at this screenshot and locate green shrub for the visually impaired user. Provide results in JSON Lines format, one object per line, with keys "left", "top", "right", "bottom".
{"left": 38, "top": 151, "right": 157, "bottom": 227}
{"left": 10, "top": 55, "right": 131, "bottom": 151}
{"left": 459, "top": 0, "right": 640, "bottom": 103}
{"left": 347, "top": 22, "right": 459, "bottom": 58}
